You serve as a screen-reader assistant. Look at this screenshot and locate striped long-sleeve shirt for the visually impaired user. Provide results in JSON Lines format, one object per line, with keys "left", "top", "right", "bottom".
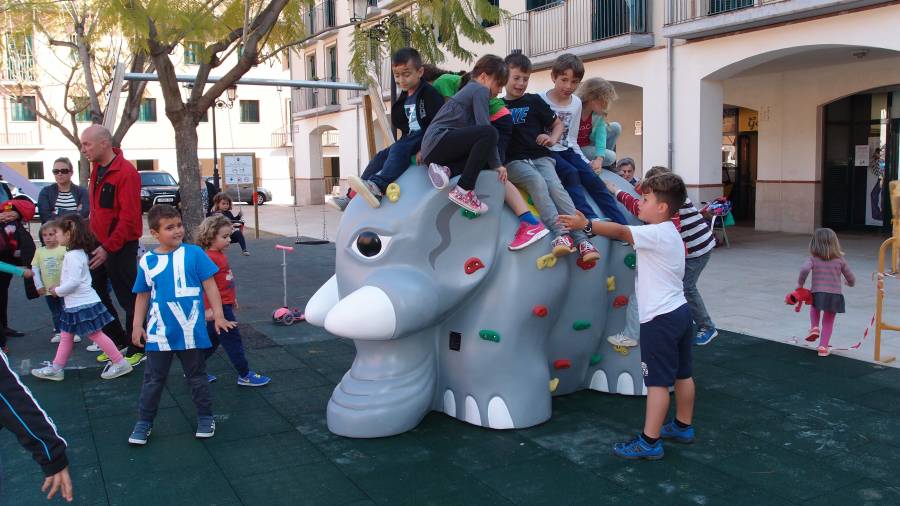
{"left": 615, "top": 191, "right": 715, "bottom": 259}
{"left": 798, "top": 256, "right": 855, "bottom": 295}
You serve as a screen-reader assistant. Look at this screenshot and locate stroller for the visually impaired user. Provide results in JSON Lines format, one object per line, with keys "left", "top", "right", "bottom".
{"left": 700, "top": 197, "right": 733, "bottom": 248}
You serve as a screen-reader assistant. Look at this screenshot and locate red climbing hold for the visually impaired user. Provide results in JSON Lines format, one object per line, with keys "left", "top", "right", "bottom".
{"left": 576, "top": 256, "right": 597, "bottom": 271}
{"left": 613, "top": 295, "right": 629, "bottom": 308}
{"left": 554, "top": 359, "right": 571, "bottom": 370}
{"left": 533, "top": 305, "right": 548, "bottom": 318}
{"left": 465, "top": 257, "right": 485, "bottom": 275}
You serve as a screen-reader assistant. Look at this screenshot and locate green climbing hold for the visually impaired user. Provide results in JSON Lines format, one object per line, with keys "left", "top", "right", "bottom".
{"left": 573, "top": 320, "right": 591, "bottom": 331}
{"left": 527, "top": 195, "right": 534, "bottom": 206}
{"left": 624, "top": 253, "right": 636, "bottom": 270}
{"left": 479, "top": 329, "right": 500, "bottom": 342}
{"left": 461, "top": 209, "right": 480, "bottom": 219}
{"left": 590, "top": 354, "right": 602, "bottom": 366}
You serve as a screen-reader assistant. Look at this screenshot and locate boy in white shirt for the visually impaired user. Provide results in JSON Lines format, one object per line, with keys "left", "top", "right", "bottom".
{"left": 559, "top": 172, "right": 695, "bottom": 460}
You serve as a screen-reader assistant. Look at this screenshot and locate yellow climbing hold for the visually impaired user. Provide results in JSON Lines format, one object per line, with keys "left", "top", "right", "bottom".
{"left": 607, "top": 276, "right": 616, "bottom": 292}
{"left": 386, "top": 183, "right": 400, "bottom": 203}
{"left": 613, "top": 345, "right": 630, "bottom": 356}
{"left": 549, "top": 378, "right": 559, "bottom": 392}
{"left": 536, "top": 253, "right": 557, "bottom": 270}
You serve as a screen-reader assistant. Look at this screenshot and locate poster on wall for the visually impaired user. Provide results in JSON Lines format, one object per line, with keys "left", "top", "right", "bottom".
{"left": 865, "top": 137, "right": 885, "bottom": 227}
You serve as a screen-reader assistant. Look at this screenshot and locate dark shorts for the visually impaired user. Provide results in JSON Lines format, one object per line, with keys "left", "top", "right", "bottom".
{"left": 640, "top": 304, "right": 693, "bottom": 387}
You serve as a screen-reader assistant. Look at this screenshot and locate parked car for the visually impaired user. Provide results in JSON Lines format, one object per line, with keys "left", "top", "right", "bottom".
{"left": 0, "top": 181, "right": 39, "bottom": 219}
{"left": 139, "top": 171, "right": 180, "bottom": 212}
{"left": 205, "top": 177, "right": 271, "bottom": 205}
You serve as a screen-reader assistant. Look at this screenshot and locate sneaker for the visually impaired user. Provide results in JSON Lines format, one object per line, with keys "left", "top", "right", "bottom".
{"left": 578, "top": 241, "right": 601, "bottom": 263}
{"left": 208, "top": 374, "right": 217, "bottom": 383}
{"left": 73, "top": 334, "right": 81, "bottom": 343}
{"left": 694, "top": 327, "right": 719, "bottom": 346}
{"left": 86, "top": 343, "right": 101, "bottom": 352}
{"left": 348, "top": 175, "right": 383, "bottom": 209}
{"left": 551, "top": 235, "right": 576, "bottom": 257}
{"left": 607, "top": 333, "right": 638, "bottom": 347}
{"left": 237, "top": 371, "right": 271, "bottom": 387}
{"left": 427, "top": 163, "right": 451, "bottom": 190}
{"left": 660, "top": 420, "right": 695, "bottom": 444}
{"left": 817, "top": 346, "right": 830, "bottom": 357}
{"left": 100, "top": 361, "right": 134, "bottom": 380}
{"left": 613, "top": 434, "right": 664, "bottom": 460}
{"left": 509, "top": 222, "right": 549, "bottom": 251}
{"left": 96, "top": 348, "right": 127, "bottom": 363}
{"left": 327, "top": 194, "right": 351, "bottom": 212}
{"left": 125, "top": 353, "right": 146, "bottom": 367}
{"left": 195, "top": 416, "right": 216, "bottom": 438}
{"left": 242, "top": 251, "right": 250, "bottom": 256}
{"left": 128, "top": 421, "right": 152, "bottom": 445}
{"left": 50, "top": 333, "right": 61, "bottom": 343}
{"left": 31, "top": 365, "right": 64, "bottom": 382}
{"left": 805, "top": 326, "right": 820, "bottom": 342}
{"left": 448, "top": 187, "right": 488, "bottom": 214}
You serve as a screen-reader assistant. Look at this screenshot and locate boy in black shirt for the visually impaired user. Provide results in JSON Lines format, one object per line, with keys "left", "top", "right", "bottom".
{"left": 503, "top": 53, "right": 599, "bottom": 263}
{"left": 332, "top": 47, "right": 444, "bottom": 210}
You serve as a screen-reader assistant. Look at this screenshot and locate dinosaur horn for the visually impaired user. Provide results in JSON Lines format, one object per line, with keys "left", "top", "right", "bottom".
{"left": 325, "top": 285, "right": 398, "bottom": 340}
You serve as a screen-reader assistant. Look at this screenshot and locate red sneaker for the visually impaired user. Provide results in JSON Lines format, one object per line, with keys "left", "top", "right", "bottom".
{"left": 448, "top": 187, "right": 488, "bottom": 214}
{"left": 551, "top": 235, "right": 576, "bottom": 257}
{"left": 509, "top": 222, "right": 549, "bottom": 251}
{"left": 805, "top": 326, "right": 820, "bottom": 342}
{"left": 579, "top": 241, "right": 601, "bottom": 263}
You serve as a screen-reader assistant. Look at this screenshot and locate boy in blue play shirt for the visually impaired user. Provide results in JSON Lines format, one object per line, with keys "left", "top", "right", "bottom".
{"left": 128, "top": 204, "right": 235, "bottom": 445}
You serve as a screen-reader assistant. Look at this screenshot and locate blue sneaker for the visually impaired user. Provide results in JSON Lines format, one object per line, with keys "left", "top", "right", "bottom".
{"left": 237, "top": 371, "right": 271, "bottom": 387}
{"left": 694, "top": 327, "right": 719, "bottom": 346}
{"left": 660, "top": 420, "right": 695, "bottom": 443}
{"left": 128, "top": 421, "right": 152, "bottom": 445}
{"left": 613, "top": 435, "right": 664, "bottom": 460}
{"left": 195, "top": 416, "right": 216, "bottom": 438}
{"left": 208, "top": 374, "right": 217, "bottom": 383}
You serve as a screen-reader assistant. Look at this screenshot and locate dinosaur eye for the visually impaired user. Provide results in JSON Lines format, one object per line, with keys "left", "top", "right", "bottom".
{"left": 351, "top": 231, "right": 391, "bottom": 260}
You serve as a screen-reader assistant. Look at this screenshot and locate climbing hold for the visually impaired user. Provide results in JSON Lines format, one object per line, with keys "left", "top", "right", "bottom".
{"left": 624, "top": 253, "right": 636, "bottom": 270}
{"left": 607, "top": 276, "right": 616, "bottom": 292}
{"left": 532, "top": 305, "right": 548, "bottom": 318}
{"left": 573, "top": 320, "right": 591, "bottom": 331}
{"left": 549, "top": 378, "right": 559, "bottom": 392}
{"left": 536, "top": 254, "right": 557, "bottom": 270}
{"left": 479, "top": 329, "right": 500, "bottom": 343}
{"left": 527, "top": 195, "right": 534, "bottom": 206}
{"left": 575, "top": 257, "right": 596, "bottom": 271}
{"left": 464, "top": 257, "right": 485, "bottom": 275}
{"left": 461, "top": 209, "right": 480, "bottom": 219}
{"left": 613, "top": 295, "right": 629, "bottom": 308}
{"left": 613, "top": 345, "right": 630, "bottom": 356}
{"left": 590, "top": 354, "right": 603, "bottom": 366}
{"left": 554, "top": 359, "right": 571, "bottom": 370}
{"left": 385, "top": 183, "right": 401, "bottom": 203}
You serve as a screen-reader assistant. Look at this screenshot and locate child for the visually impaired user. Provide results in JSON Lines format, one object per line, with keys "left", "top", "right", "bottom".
{"left": 30, "top": 215, "right": 133, "bottom": 381}
{"left": 421, "top": 54, "right": 548, "bottom": 250}
{"left": 502, "top": 53, "right": 600, "bottom": 262}
{"left": 576, "top": 77, "right": 621, "bottom": 171}
{"left": 335, "top": 47, "right": 445, "bottom": 211}
{"left": 540, "top": 54, "right": 627, "bottom": 226}
{"left": 128, "top": 205, "right": 234, "bottom": 445}
{"left": 616, "top": 158, "right": 638, "bottom": 186}
{"left": 608, "top": 166, "right": 718, "bottom": 345}
{"left": 798, "top": 228, "right": 855, "bottom": 357}
{"left": 559, "top": 172, "right": 696, "bottom": 460}
{"left": 196, "top": 215, "right": 271, "bottom": 386}
{"left": 32, "top": 221, "right": 79, "bottom": 344}
{"left": 209, "top": 193, "right": 249, "bottom": 256}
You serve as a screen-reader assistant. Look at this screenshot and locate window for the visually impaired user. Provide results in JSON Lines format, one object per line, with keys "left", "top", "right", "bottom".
{"left": 136, "top": 160, "right": 156, "bottom": 172}
{"left": 184, "top": 42, "right": 203, "bottom": 65}
{"left": 27, "top": 161, "right": 44, "bottom": 180}
{"left": 481, "top": 0, "right": 499, "bottom": 28}
{"left": 306, "top": 53, "right": 317, "bottom": 108}
{"left": 326, "top": 46, "right": 338, "bottom": 105}
{"left": 138, "top": 98, "right": 157, "bottom": 122}
{"left": 73, "top": 97, "right": 91, "bottom": 122}
{"left": 240, "top": 100, "right": 260, "bottom": 122}
{"left": 10, "top": 96, "right": 36, "bottom": 121}
{"left": 4, "top": 33, "right": 35, "bottom": 81}
{"left": 139, "top": 171, "right": 177, "bottom": 186}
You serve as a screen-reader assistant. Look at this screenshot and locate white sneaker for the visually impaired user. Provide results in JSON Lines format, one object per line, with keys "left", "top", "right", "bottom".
{"left": 101, "top": 361, "right": 134, "bottom": 380}
{"left": 86, "top": 343, "right": 101, "bottom": 352}
{"left": 73, "top": 334, "right": 82, "bottom": 343}
{"left": 607, "top": 333, "right": 638, "bottom": 347}
{"left": 50, "top": 333, "right": 61, "bottom": 343}
{"left": 31, "top": 365, "right": 64, "bottom": 381}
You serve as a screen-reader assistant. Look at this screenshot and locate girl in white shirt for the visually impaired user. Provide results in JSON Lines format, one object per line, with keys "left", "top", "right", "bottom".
{"left": 31, "top": 215, "right": 134, "bottom": 382}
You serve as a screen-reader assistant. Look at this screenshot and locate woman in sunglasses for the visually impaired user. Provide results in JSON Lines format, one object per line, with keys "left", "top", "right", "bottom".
{"left": 37, "top": 157, "right": 90, "bottom": 224}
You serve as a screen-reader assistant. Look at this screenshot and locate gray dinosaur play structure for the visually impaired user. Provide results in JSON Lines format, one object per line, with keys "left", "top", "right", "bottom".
{"left": 305, "top": 167, "right": 645, "bottom": 438}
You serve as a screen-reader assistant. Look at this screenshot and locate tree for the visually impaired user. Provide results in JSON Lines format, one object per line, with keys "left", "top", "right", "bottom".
{"left": 0, "top": 0, "right": 153, "bottom": 186}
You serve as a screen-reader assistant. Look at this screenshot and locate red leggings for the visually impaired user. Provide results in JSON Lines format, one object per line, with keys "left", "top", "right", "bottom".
{"left": 810, "top": 307, "right": 836, "bottom": 348}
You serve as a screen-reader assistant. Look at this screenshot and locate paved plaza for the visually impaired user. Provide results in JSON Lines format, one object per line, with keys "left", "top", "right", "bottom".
{"left": 2, "top": 208, "right": 899, "bottom": 504}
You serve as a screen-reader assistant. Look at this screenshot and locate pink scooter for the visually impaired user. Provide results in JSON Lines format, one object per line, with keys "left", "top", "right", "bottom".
{"left": 272, "top": 244, "right": 306, "bottom": 325}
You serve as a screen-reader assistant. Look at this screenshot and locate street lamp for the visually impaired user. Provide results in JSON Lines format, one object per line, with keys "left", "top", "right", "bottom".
{"left": 211, "top": 84, "right": 238, "bottom": 191}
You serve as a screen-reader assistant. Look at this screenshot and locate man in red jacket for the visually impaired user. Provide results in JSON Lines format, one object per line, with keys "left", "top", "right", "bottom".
{"left": 81, "top": 125, "right": 144, "bottom": 365}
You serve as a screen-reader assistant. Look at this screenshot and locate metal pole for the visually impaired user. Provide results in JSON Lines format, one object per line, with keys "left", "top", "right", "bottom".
{"left": 124, "top": 73, "right": 366, "bottom": 91}
{"left": 212, "top": 106, "right": 220, "bottom": 191}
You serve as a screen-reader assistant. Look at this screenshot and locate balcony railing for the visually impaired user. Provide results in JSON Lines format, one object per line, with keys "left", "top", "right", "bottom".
{"left": 0, "top": 132, "right": 34, "bottom": 146}
{"left": 507, "top": 0, "right": 647, "bottom": 58}
{"left": 302, "top": 0, "right": 337, "bottom": 35}
{"left": 667, "top": 0, "right": 787, "bottom": 25}
{"left": 292, "top": 78, "right": 341, "bottom": 114}
{"left": 272, "top": 128, "right": 291, "bottom": 147}
{"left": 345, "top": 61, "right": 392, "bottom": 101}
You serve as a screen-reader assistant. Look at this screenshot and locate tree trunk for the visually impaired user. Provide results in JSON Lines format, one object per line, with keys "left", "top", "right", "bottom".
{"left": 173, "top": 114, "right": 204, "bottom": 241}
{"left": 78, "top": 153, "right": 90, "bottom": 187}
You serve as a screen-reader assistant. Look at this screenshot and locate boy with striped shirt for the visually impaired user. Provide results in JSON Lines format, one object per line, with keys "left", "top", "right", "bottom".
{"left": 607, "top": 166, "right": 718, "bottom": 345}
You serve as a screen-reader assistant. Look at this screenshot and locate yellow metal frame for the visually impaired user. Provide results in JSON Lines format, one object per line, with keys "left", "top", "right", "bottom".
{"left": 873, "top": 181, "right": 900, "bottom": 364}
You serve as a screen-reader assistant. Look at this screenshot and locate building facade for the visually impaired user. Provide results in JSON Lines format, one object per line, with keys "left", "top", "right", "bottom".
{"left": 291, "top": 0, "right": 900, "bottom": 234}
{"left": 1, "top": 34, "right": 296, "bottom": 203}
